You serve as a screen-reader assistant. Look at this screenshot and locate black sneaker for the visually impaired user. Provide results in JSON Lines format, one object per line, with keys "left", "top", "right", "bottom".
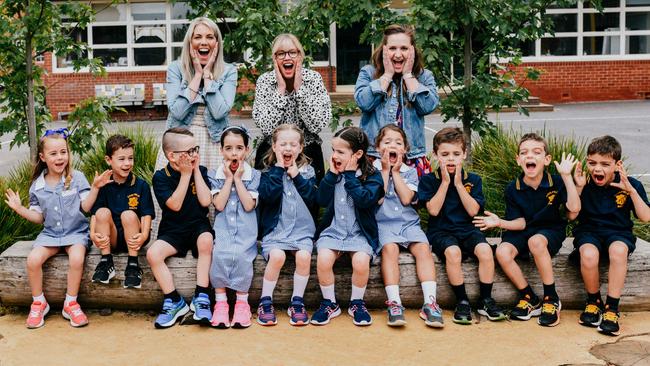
{"left": 123, "top": 263, "right": 143, "bottom": 289}
{"left": 477, "top": 297, "right": 507, "bottom": 321}
{"left": 452, "top": 300, "right": 472, "bottom": 325}
{"left": 538, "top": 296, "right": 561, "bottom": 327}
{"left": 92, "top": 259, "right": 115, "bottom": 284}
{"left": 597, "top": 307, "right": 620, "bottom": 336}
{"left": 579, "top": 300, "right": 602, "bottom": 327}
{"left": 510, "top": 294, "right": 542, "bottom": 321}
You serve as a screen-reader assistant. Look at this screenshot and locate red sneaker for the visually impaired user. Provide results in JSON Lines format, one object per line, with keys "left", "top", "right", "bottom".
{"left": 62, "top": 301, "right": 89, "bottom": 327}
{"left": 26, "top": 301, "right": 50, "bottom": 329}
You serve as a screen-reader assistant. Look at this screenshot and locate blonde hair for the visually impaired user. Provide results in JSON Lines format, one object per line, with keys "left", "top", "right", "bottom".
{"left": 179, "top": 17, "right": 225, "bottom": 83}
{"left": 271, "top": 33, "right": 305, "bottom": 61}
{"left": 32, "top": 134, "right": 73, "bottom": 190}
{"left": 263, "top": 124, "right": 311, "bottom": 169}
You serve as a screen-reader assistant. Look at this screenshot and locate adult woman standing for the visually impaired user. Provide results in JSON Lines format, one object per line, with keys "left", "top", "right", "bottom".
{"left": 253, "top": 34, "right": 331, "bottom": 182}
{"left": 354, "top": 25, "right": 439, "bottom": 177}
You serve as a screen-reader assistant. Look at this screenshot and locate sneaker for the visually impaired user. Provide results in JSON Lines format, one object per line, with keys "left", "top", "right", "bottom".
{"left": 92, "top": 259, "right": 115, "bottom": 284}
{"left": 477, "top": 297, "right": 507, "bottom": 321}
{"left": 597, "top": 307, "right": 620, "bottom": 336}
{"left": 510, "top": 294, "right": 542, "bottom": 321}
{"left": 419, "top": 298, "right": 444, "bottom": 328}
{"left": 154, "top": 297, "right": 189, "bottom": 329}
{"left": 453, "top": 300, "right": 472, "bottom": 325}
{"left": 26, "top": 300, "right": 50, "bottom": 329}
{"left": 256, "top": 296, "right": 277, "bottom": 326}
{"left": 386, "top": 301, "right": 406, "bottom": 327}
{"left": 310, "top": 299, "right": 341, "bottom": 325}
{"left": 190, "top": 293, "right": 212, "bottom": 325}
{"left": 123, "top": 263, "right": 143, "bottom": 289}
{"left": 538, "top": 296, "right": 562, "bottom": 327}
{"left": 579, "top": 300, "right": 603, "bottom": 327}
{"left": 287, "top": 296, "right": 309, "bottom": 326}
{"left": 211, "top": 301, "right": 230, "bottom": 328}
{"left": 231, "top": 300, "right": 252, "bottom": 328}
{"left": 62, "top": 301, "right": 89, "bottom": 327}
{"left": 348, "top": 299, "right": 372, "bottom": 326}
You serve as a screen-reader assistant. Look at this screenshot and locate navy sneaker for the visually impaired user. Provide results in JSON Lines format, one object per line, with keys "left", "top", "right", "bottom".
{"left": 348, "top": 299, "right": 372, "bottom": 326}
{"left": 310, "top": 299, "right": 341, "bottom": 325}
{"left": 154, "top": 297, "right": 189, "bottom": 329}
{"left": 256, "top": 296, "right": 277, "bottom": 326}
{"left": 287, "top": 296, "right": 309, "bottom": 326}
{"left": 190, "top": 293, "right": 212, "bottom": 325}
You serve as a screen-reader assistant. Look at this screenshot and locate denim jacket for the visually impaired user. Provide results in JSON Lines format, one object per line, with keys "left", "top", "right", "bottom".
{"left": 166, "top": 61, "right": 238, "bottom": 142}
{"left": 354, "top": 64, "right": 439, "bottom": 159}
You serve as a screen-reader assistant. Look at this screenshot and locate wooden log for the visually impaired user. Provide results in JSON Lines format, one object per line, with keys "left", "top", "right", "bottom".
{"left": 1, "top": 239, "right": 649, "bottom": 310}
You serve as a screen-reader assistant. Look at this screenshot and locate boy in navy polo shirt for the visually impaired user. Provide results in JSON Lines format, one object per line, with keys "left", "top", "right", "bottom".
{"left": 474, "top": 133, "right": 580, "bottom": 327}
{"left": 569, "top": 136, "right": 650, "bottom": 336}
{"left": 90, "top": 135, "right": 155, "bottom": 289}
{"left": 419, "top": 127, "right": 506, "bottom": 325}
{"left": 147, "top": 128, "right": 214, "bottom": 329}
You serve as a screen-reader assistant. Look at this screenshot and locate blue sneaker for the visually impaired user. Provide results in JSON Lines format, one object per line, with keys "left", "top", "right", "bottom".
{"left": 154, "top": 298, "right": 189, "bottom": 329}
{"left": 348, "top": 299, "right": 372, "bottom": 326}
{"left": 310, "top": 299, "right": 341, "bottom": 325}
{"left": 287, "top": 296, "right": 309, "bottom": 326}
{"left": 190, "top": 293, "right": 212, "bottom": 325}
{"left": 256, "top": 296, "right": 277, "bottom": 326}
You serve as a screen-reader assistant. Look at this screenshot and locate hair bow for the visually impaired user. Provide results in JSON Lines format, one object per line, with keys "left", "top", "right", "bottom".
{"left": 42, "top": 128, "right": 70, "bottom": 140}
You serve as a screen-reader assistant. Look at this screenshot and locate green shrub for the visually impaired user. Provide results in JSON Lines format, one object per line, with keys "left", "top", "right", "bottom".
{"left": 0, "top": 160, "right": 41, "bottom": 253}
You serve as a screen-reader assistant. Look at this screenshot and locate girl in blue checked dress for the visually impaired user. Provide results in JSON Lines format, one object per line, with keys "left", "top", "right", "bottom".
{"left": 311, "top": 126, "right": 384, "bottom": 327}
{"left": 208, "top": 126, "right": 260, "bottom": 329}
{"left": 257, "top": 124, "right": 318, "bottom": 326}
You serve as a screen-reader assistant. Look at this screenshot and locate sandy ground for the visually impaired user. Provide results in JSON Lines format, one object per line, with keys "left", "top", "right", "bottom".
{"left": 1, "top": 309, "right": 650, "bottom": 366}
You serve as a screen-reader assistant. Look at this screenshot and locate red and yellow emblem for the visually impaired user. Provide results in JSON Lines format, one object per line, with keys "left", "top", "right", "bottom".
{"left": 128, "top": 193, "right": 140, "bottom": 209}
{"left": 615, "top": 191, "right": 629, "bottom": 208}
{"left": 464, "top": 182, "right": 473, "bottom": 194}
{"left": 546, "top": 190, "right": 557, "bottom": 205}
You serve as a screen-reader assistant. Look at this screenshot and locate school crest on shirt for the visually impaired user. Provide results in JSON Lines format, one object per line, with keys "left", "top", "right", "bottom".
{"left": 546, "top": 190, "right": 558, "bottom": 205}
{"left": 128, "top": 193, "right": 140, "bottom": 209}
{"left": 191, "top": 181, "right": 196, "bottom": 195}
{"left": 464, "top": 182, "right": 473, "bottom": 194}
{"left": 615, "top": 190, "right": 629, "bottom": 208}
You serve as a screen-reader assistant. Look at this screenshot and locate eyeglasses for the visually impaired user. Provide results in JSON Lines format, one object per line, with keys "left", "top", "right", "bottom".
{"left": 173, "top": 145, "right": 200, "bottom": 156}
{"left": 275, "top": 50, "right": 299, "bottom": 59}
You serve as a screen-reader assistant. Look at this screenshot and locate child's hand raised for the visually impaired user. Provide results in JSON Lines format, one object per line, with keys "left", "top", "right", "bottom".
{"left": 345, "top": 155, "right": 359, "bottom": 172}
{"left": 4, "top": 188, "right": 23, "bottom": 211}
{"left": 92, "top": 170, "right": 114, "bottom": 189}
{"left": 287, "top": 160, "right": 299, "bottom": 178}
{"left": 223, "top": 160, "right": 234, "bottom": 179}
{"left": 391, "top": 151, "right": 403, "bottom": 174}
{"left": 380, "top": 150, "right": 391, "bottom": 172}
{"left": 329, "top": 156, "right": 339, "bottom": 175}
{"left": 610, "top": 164, "right": 634, "bottom": 193}
{"left": 473, "top": 211, "right": 501, "bottom": 231}
{"left": 178, "top": 154, "right": 193, "bottom": 176}
{"left": 441, "top": 164, "right": 451, "bottom": 185}
{"left": 573, "top": 160, "right": 587, "bottom": 188}
{"left": 274, "top": 149, "right": 285, "bottom": 168}
{"left": 554, "top": 152, "right": 578, "bottom": 176}
{"left": 453, "top": 163, "right": 463, "bottom": 187}
{"left": 234, "top": 162, "right": 245, "bottom": 180}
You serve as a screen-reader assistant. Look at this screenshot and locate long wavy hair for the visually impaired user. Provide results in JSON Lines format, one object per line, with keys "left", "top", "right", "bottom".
{"left": 179, "top": 17, "right": 225, "bottom": 83}
{"left": 334, "top": 126, "right": 374, "bottom": 181}
{"left": 263, "top": 124, "right": 311, "bottom": 169}
{"left": 31, "top": 133, "right": 73, "bottom": 189}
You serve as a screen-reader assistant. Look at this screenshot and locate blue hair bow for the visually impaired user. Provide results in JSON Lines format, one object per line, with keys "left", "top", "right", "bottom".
{"left": 42, "top": 128, "right": 70, "bottom": 139}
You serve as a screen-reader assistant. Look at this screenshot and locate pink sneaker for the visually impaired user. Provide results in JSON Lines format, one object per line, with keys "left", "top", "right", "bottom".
{"left": 62, "top": 301, "right": 89, "bottom": 327}
{"left": 231, "top": 301, "right": 252, "bottom": 328}
{"left": 26, "top": 301, "right": 50, "bottom": 329}
{"left": 211, "top": 301, "right": 230, "bottom": 328}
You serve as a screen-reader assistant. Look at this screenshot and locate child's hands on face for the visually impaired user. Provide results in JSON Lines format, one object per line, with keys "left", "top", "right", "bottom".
{"left": 440, "top": 162, "right": 451, "bottom": 185}
{"left": 223, "top": 159, "right": 234, "bottom": 179}
{"left": 274, "top": 149, "right": 287, "bottom": 168}
{"left": 287, "top": 160, "right": 299, "bottom": 178}
{"left": 380, "top": 150, "right": 391, "bottom": 172}
{"left": 4, "top": 188, "right": 23, "bottom": 211}
{"left": 391, "top": 151, "right": 404, "bottom": 173}
{"left": 452, "top": 162, "right": 463, "bottom": 187}
{"left": 473, "top": 211, "right": 500, "bottom": 231}
{"left": 610, "top": 164, "right": 634, "bottom": 193}
{"left": 554, "top": 152, "right": 578, "bottom": 176}
{"left": 329, "top": 156, "right": 340, "bottom": 175}
{"left": 92, "top": 170, "right": 114, "bottom": 189}
{"left": 573, "top": 160, "right": 587, "bottom": 188}
{"left": 345, "top": 154, "right": 359, "bottom": 172}
{"left": 234, "top": 162, "right": 245, "bottom": 180}
{"left": 178, "top": 154, "right": 193, "bottom": 176}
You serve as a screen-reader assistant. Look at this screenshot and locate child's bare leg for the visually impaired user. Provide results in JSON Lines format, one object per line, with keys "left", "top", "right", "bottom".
{"left": 93, "top": 208, "right": 117, "bottom": 254}
{"left": 26, "top": 246, "right": 60, "bottom": 297}
{"left": 410, "top": 243, "right": 436, "bottom": 282}
{"left": 444, "top": 246, "right": 463, "bottom": 286}
{"left": 292, "top": 250, "right": 312, "bottom": 299}
{"left": 317, "top": 248, "right": 337, "bottom": 286}
{"left": 474, "top": 243, "right": 495, "bottom": 284}
{"left": 351, "top": 251, "right": 370, "bottom": 300}
{"left": 528, "top": 235, "right": 554, "bottom": 285}
{"left": 146, "top": 240, "right": 178, "bottom": 294}
{"left": 607, "top": 242, "right": 629, "bottom": 298}
{"left": 195, "top": 232, "right": 213, "bottom": 288}
{"left": 579, "top": 244, "right": 600, "bottom": 294}
{"left": 496, "top": 243, "right": 528, "bottom": 289}
{"left": 64, "top": 244, "right": 87, "bottom": 297}
{"left": 381, "top": 243, "right": 400, "bottom": 286}
{"left": 120, "top": 210, "right": 141, "bottom": 256}
{"left": 261, "top": 249, "right": 286, "bottom": 299}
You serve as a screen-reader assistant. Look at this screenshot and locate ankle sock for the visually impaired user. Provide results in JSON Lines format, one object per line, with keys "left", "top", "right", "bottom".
{"left": 33, "top": 293, "right": 46, "bottom": 303}
{"left": 292, "top": 273, "right": 309, "bottom": 299}
{"left": 320, "top": 284, "right": 336, "bottom": 303}
{"left": 164, "top": 290, "right": 182, "bottom": 303}
{"left": 127, "top": 255, "right": 139, "bottom": 266}
{"left": 351, "top": 285, "right": 366, "bottom": 301}
{"left": 215, "top": 292, "right": 227, "bottom": 302}
{"left": 385, "top": 285, "right": 401, "bottom": 304}
{"left": 519, "top": 285, "right": 538, "bottom": 302}
{"left": 64, "top": 293, "right": 77, "bottom": 306}
{"left": 261, "top": 278, "right": 277, "bottom": 299}
{"left": 451, "top": 283, "right": 469, "bottom": 303}
{"left": 479, "top": 282, "right": 493, "bottom": 300}
{"left": 587, "top": 291, "right": 602, "bottom": 305}
{"left": 236, "top": 293, "right": 249, "bottom": 303}
{"left": 606, "top": 295, "right": 620, "bottom": 312}
{"left": 195, "top": 285, "right": 210, "bottom": 297}
{"left": 543, "top": 282, "right": 559, "bottom": 300}
{"left": 421, "top": 281, "right": 437, "bottom": 304}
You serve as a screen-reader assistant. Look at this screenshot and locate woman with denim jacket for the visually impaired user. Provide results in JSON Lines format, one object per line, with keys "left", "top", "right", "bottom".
{"left": 354, "top": 24, "right": 439, "bottom": 177}
{"left": 152, "top": 17, "right": 237, "bottom": 237}
{"left": 253, "top": 34, "right": 332, "bottom": 182}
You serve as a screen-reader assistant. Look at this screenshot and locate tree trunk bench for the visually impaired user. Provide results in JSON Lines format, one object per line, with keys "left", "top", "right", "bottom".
{"left": 1, "top": 239, "right": 649, "bottom": 310}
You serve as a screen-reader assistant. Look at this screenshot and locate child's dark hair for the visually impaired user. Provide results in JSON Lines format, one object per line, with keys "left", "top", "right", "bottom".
{"left": 518, "top": 133, "right": 548, "bottom": 154}
{"left": 433, "top": 127, "right": 466, "bottom": 153}
{"left": 587, "top": 135, "right": 621, "bottom": 161}
{"left": 162, "top": 127, "right": 194, "bottom": 155}
{"left": 263, "top": 124, "right": 311, "bottom": 168}
{"left": 375, "top": 124, "right": 410, "bottom": 154}
{"left": 31, "top": 133, "right": 72, "bottom": 189}
{"left": 334, "top": 126, "right": 374, "bottom": 181}
{"left": 220, "top": 126, "right": 250, "bottom": 147}
{"left": 105, "top": 134, "right": 134, "bottom": 157}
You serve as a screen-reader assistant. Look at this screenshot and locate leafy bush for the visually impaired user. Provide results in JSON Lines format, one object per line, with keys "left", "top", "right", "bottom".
{"left": 0, "top": 161, "right": 41, "bottom": 253}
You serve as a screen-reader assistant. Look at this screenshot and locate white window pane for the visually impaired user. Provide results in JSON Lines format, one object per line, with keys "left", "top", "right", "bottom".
{"left": 131, "top": 3, "right": 166, "bottom": 21}
{"left": 134, "top": 25, "right": 166, "bottom": 43}
{"left": 94, "top": 48, "right": 128, "bottom": 67}
{"left": 134, "top": 48, "right": 167, "bottom": 66}
{"left": 92, "top": 4, "right": 126, "bottom": 22}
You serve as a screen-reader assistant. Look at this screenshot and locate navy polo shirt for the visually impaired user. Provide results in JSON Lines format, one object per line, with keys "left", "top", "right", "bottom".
{"left": 418, "top": 168, "right": 485, "bottom": 234}
{"left": 91, "top": 173, "right": 155, "bottom": 228}
{"left": 574, "top": 173, "right": 649, "bottom": 235}
{"left": 152, "top": 163, "right": 211, "bottom": 235}
{"left": 504, "top": 172, "right": 567, "bottom": 230}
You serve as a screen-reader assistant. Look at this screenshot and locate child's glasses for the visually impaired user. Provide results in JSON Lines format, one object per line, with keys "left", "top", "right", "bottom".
{"left": 173, "top": 145, "right": 200, "bottom": 156}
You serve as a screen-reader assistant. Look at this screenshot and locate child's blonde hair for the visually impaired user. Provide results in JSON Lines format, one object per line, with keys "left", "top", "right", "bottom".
{"left": 263, "top": 124, "right": 311, "bottom": 169}
{"left": 32, "top": 132, "right": 72, "bottom": 189}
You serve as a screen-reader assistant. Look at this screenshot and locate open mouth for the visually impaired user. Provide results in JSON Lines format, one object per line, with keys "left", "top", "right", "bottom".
{"left": 446, "top": 164, "right": 456, "bottom": 171}
{"left": 389, "top": 151, "right": 397, "bottom": 164}
{"left": 198, "top": 48, "right": 210, "bottom": 57}
{"left": 230, "top": 160, "right": 239, "bottom": 173}
{"left": 525, "top": 162, "right": 537, "bottom": 172}
{"left": 282, "top": 61, "right": 294, "bottom": 73}
{"left": 393, "top": 59, "right": 404, "bottom": 69}
{"left": 333, "top": 160, "right": 342, "bottom": 170}
{"left": 593, "top": 173, "right": 606, "bottom": 184}
{"left": 282, "top": 153, "right": 292, "bottom": 165}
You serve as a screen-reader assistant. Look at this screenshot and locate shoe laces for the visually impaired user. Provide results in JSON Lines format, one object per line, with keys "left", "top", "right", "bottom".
{"left": 542, "top": 302, "right": 558, "bottom": 314}
{"left": 584, "top": 303, "right": 600, "bottom": 315}
{"left": 67, "top": 303, "right": 84, "bottom": 317}
{"left": 125, "top": 265, "right": 142, "bottom": 277}
{"left": 516, "top": 298, "right": 533, "bottom": 310}
{"left": 603, "top": 310, "right": 619, "bottom": 322}
{"left": 259, "top": 301, "right": 274, "bottom": 315}
{"left": 195, "top": 300, "right": 210, "bottom": 310}
{"left": 317, "top": 301, "right": 335, "bottom": 314}
{"left": 290, "top": 302, "right": 306, "bottom": 315}
{"left": 161, "top": 300, "right": 177, "bottom": 314}
{"left": 350, "top": 300, "right": 368, "bottom": 314}
{"left": 29, "top": 303, "right": 44, "bottom": 318}
{"left": 483, "top": 298, "right": 501, "bottom": 313}
{"left": 386, "top": 301, "right": 403, "bottom": 315}
{"left": 425, "top": 301, "right": 442, "bottom": 316}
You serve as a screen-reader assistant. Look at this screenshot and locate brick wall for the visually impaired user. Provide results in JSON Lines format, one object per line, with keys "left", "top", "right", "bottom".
{"left": 513, "top": 60, "right": 650, "bottom": 103}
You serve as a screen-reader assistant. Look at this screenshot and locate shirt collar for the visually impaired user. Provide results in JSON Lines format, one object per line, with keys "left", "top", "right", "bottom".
{"left": 33, "top": 169, "right": 66, "bottom": 191}
{"left": 111, "top": 172, "right": 136, "bottom": 187}
{"left": 164, "top": 163, "right": 180, "bottom": 179}
{"left": 515, "top": 172, "right": 554, "bottom": 190}
{"left": 372, "top": 159, "right": 409, "bottom": 173}
{"left": 214, "top": 161, "right": 253, "bottom": 181}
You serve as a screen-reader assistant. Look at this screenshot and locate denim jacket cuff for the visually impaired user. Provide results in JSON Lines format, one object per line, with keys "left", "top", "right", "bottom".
{"left": 182, "top": 87, "right": 204, "bottom": 104}
{"left": 203, "top": 79, "right": 223, "bottom": 94}
{"left": 369, "top": 79, "right": 387, "bottom": 96}
{"left": 406, "top": 84, "right": 429, "bottom": 102}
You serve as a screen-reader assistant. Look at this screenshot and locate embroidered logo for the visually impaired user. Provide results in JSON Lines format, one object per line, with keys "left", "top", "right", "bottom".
{"left": 464, "top": 182, "right": 473, "bottom": 194}
{"left": 546, "top": 190, "right": 557, "bottom": 205}
{"left": 128, "top": 193, "right": 140, "bottom": 209}
{"left": 191, "top": 182, "right": 196, "bottom": 195}
{"left": 615, "top": 191, "right": 629, "bottom": 208}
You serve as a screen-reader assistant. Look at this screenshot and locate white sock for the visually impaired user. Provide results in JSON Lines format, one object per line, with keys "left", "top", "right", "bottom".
{"left": 64, "top": 293, "right": 77, "bottom": 306}
{"left": 236, "top": 293, "right": 249, "bottom": 303}
{"left": 421, "top": 281, "right": 438, "bottom": 303}
{"left": 33, "top": 293, "right": 46, "bottom": 303}
{"left": 261, "top": 278, "right": 277, "bottom": 299}
{"left": 385, "top": 285, "right": 401, "bottom": 304}
{"left": 215, "top": 292, "right": 227, "bottom": 302}
{"left": 320, "top": 284, "right": 336, "bottom": 303}
{"left": 292, "top": 273, "right": 309, "bottom": 299}
{"left": 351, "top": 285, "right": 366, "bottom": 301}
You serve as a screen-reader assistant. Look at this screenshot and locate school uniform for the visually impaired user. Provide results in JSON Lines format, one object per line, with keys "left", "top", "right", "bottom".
{"left": 208, "top": 162, "right": 260, "bottom": 292}
{"left": 502, "top": 172, "right": 567, "bottom": 257}
{"left": 258, "top": 165, "right": 317, "bottom": 261}
{"left": 152, "top": 163, "right": 213, "bottom": 258}
{"left": 573, "top": 173, "right": 649, "bottom": 254}
{"left": 316, "top": 169, "right": 384, "bottom": 257}
{"left": 373, "top": 160, "right": 428, "bottom": 248}
{"left": 90, "top": 173, "right": 155, "bottom": 252}
{"left": 28, "top": 170, "right": 90, "bottom": 247}
{"left": 418, "top": 168, "right": 488, "bottom": 259}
